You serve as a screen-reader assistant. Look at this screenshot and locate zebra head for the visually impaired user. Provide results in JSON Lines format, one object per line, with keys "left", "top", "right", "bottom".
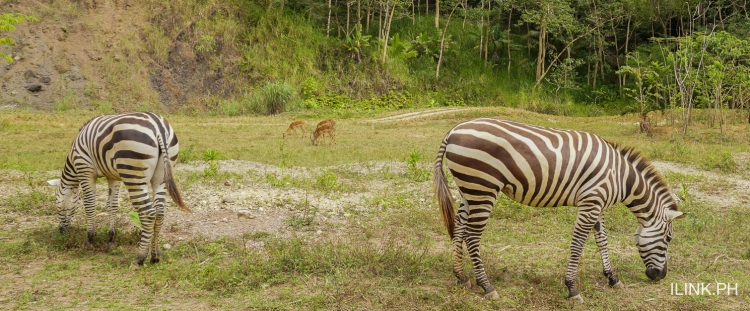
{"left": 633, "top": 205, "right": 684, "bottom": 281}
{"left": 47, "top": 179, "right": 79, "bottom": 234}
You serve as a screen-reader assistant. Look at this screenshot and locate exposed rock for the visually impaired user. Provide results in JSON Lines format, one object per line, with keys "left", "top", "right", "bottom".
{"left": 222, "top": 195, "right": 235, "bottom": 203}
{"left": 237, "top": 209, "right": 256, "bottom": 219}
{"left": 163, "top": 243, "right": 172, "bottom": 250}
{"left": 224, "top": 180, "right": 231, "bottom": 186}
{"left": 26, "top": 84, "right": 42, "bottom": 92}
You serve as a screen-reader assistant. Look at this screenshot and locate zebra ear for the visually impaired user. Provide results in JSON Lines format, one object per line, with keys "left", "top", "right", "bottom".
{"left": 47, "top": 179, "right": 61, "bottom": 187}
{"left": 665, "top": 209, "right": 685, "bottom": 222}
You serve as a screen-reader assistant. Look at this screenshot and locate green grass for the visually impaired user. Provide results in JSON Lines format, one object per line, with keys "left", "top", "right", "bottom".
{"left": 1, "top": 108, "right": 750, "bottom": 310}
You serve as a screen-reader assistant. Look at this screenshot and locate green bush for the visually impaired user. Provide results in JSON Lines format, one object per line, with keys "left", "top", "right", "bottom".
{"left": 248, "top": 81, "right": 300, "bottom": 115}
{"left": 700, "top": 151, "right": 737, "bottom": 173}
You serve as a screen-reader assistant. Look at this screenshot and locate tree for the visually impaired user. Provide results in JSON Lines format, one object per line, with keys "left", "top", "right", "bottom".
{"left": 520, "top": 0, "right": 579, "bottom": 86}
{"left": 617, "top": 53, "right": 663, "bottom": 135}
{"left": 0, "top": 13, "right": 38, "bottom": 63}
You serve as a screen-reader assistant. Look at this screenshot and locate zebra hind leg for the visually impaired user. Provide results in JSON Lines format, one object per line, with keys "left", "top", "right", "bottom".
{"left": 127, "top": 184, "right": 154, "bottom": 267}
{"left": 464, "top": 202, "right": 500, "bottom": 300}
{"left": 593, "top": 219, "right": 624, "bottom": 289}
{"left": 80, "top": 177, "right": 98, "bottom": 248}
{"left": 149, "top": 181, "right": 167, "bottom": 264}
{"left": 106, "top": 180, "right": 121, "bottom": 248}
{"left": 452, "top": 199, "right": 471, "bottom": 289}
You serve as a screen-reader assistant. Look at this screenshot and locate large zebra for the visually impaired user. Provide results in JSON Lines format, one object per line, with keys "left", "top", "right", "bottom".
{"left": 433, "top": 118, "right": 684, "bottom": 302}
{"left": 47, "top": 112, "right": 190, "bottom": 267}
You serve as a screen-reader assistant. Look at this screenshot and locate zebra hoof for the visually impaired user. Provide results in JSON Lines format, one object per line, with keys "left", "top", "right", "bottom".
{"left": 459, "top": 279, "right": 472, "bottom": 289}
{"left": 485, "top": 290, "right": 500, "bottom": 300}
{"left": 568, "top": 294, "right": 584, "bottom": 303}
{"left": 612, "top": 281, "right": 625, "bottom": 289}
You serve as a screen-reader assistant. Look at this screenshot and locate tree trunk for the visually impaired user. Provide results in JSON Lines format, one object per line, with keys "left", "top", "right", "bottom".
{"left": 479, "top": 0, "right": 484, "bottom": 58}
{"left": 327, "top": 0, "right": 333, "bottom": 37}
{"left": 437, "top": 3, "right": 461, "bottom": 79}
{"left": 507, "top": 6, "right": 512, "bottom": 74}
{"left": 484, "top": 0, "right": 490, "bottom": 65}
{"left": 623, "top": 15, "right": 631, "bottom": 87}
{"left": 535, "top": 25, "right": 546, "bottom": 85}
{"left": 382, "top": 2, "right": 396, "bottom": 63}
{"left": 435, "top": 0, "right": 440, "bottom": 28}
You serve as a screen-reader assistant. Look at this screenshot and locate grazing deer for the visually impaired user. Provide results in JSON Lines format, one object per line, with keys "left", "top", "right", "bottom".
{"left": 310, "top": 123, "right": 336, "bottom": 145}
{"left": 316, "top": 118, "right": 336, "bottom": 129}
{"left": 283, "top": 120, "right": 306, "bottom": 138}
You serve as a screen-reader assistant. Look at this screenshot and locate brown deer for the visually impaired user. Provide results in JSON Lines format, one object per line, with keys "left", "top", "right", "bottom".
{"left": 283, "top": 120, "right": 306, "bottom": 138}
{"left": 310, "top": 123, "right": 336, "bottom": 145}
{"left": 316, "top": 118, "right": 336, "bottom": 129}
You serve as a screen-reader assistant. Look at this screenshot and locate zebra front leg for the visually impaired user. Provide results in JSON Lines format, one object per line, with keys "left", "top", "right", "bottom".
{"left": 149, "top": 181, "right": 167, "bottom": 264}
{"left": 565, "top": 206, "right": 601, "bottom": 303}
{"left": 452, "top": 199, "right": 471, "bottom": 288}
{"left": 593, "top": 219, "right": 624, "bottom": 289}
{"left": 106, "top": 180, "right": 121, "bottom": 248}
{"left": 465, "top": 203, "right": 500, "bottom": 300}
{"left": 79, "top": 176, "right": 98, "bottom": 248}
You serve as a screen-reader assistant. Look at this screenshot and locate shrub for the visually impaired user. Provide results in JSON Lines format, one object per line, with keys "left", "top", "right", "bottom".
{"left": 248, "top": 81, "right": 300, "bottom": 115}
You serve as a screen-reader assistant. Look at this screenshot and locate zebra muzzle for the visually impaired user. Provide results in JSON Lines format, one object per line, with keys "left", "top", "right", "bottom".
{"left": 645, "top": 265, "right": 666, "bottom": 281}
{"left": 59, "top": 224, "right": 70, "bottom": 234}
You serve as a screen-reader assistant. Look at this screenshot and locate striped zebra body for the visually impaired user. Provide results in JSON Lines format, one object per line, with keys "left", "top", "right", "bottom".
{"left": 433, "top": 118, "right": 684, "bottom": 301}
{"left": 48, "top": 112, "right": 189, "bottom": 267}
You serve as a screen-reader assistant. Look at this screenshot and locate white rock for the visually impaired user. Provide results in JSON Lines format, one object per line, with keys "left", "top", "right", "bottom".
{"left": 316, "top": 230, "right": 322, "bottom": 235}
{"left": 222, "top": 195, "right": 235, "bottom": 203}
{"left": 237, "top": 210, "right": 256, "bottom": 219}
{"left": 163, "top": 243, "right": 172, "bottom": 250}
{"left": 221, "top": 218, "right": 228, "bottom": 222}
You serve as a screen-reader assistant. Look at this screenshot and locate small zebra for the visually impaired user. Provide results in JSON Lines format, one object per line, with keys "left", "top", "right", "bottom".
{"left": 47, "top": 112, "right": 190, "bottom": 267}
{"left": 433, "top": 118, "right": 684, "bottom": 302}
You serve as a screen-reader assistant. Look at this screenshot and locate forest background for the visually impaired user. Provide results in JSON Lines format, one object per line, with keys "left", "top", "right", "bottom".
{"left": 2, "top": 0, "right": 750, "bottom": 134}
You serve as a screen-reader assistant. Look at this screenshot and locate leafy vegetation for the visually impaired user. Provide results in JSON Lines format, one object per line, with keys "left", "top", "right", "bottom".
{"left": 0, "top": 13, "right": 38, "bottom": 63}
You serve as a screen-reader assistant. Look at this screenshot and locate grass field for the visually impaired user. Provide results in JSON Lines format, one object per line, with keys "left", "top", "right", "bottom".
{"left": 1, "top": 108, "right": 749, "bottom": 310}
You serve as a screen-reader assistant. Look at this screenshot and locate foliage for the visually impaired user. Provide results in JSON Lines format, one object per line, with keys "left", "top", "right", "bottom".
{"left": 700, "top": 151, "right": 738, "bottom": 173}
{"left": 0, "top": 13, "right": 38, "bottom": 63}
{"left": 127, "top": 211, "right": 142, "bottom": 231}
{"left": 177, "top": 143, "right": 197, "bottom": 163}
{"left": 202, "top": 148, "right": 221, "bottom": 176}
{"left": 405, "top": 150, "right": 430, "bottom": 181}
{"left": 248, "top": 81, "right": 300, "bottom": 115}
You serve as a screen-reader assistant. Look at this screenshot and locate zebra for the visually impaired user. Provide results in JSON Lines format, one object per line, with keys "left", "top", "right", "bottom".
{"left": 47, "top": 112, "right": 190, "bottom": 267}
{"left": 433, "top": 118, "right": 685, "bottom": 302}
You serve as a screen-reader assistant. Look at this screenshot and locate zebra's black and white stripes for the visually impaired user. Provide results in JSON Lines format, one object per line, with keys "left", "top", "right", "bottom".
{"left": 433, "top": 118, "right": 684, "bottom": 301}
{"left": 48, "top": 112, "right": 189, "bottom": 267}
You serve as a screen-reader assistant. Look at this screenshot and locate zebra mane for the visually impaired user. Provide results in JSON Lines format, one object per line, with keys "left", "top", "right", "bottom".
{"left": 607, "top": 141, "right": 679, "bottom": 211}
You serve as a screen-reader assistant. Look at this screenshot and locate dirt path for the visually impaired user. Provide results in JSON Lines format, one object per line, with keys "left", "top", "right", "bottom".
{"left": 2, "top": 158, "right": 745, "bottom": 246}
{"left": 651, "top": 161, "right": 750, "bottom": 208}
{"left": 363, "top": 107, "right": 476, "bottom": 123}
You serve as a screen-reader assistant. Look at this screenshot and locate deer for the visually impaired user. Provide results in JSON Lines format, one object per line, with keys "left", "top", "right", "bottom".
{"left": 318, "top": 118, "right": 336, "bottom": 127}
{"left": 310, "top": 123, "right": 336, "bottom": 146}
{"left": 283, "top": 120, "right": 306, "bottom": 138}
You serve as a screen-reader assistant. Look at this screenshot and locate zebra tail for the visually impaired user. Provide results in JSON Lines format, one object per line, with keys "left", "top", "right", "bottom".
{"left": 434, "top": 136, "right": 455, "bottom": 240}
{"left": 157, "top": 132, "right": 190, "bottom": 213}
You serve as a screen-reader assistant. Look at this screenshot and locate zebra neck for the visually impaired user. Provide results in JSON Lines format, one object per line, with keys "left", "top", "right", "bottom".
{"left": 621, "top": 162, "right": 665, "bottom": 224}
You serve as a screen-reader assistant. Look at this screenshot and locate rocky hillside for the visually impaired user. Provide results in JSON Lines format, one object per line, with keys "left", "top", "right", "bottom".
{"left": 1, "top": 0, "right": 236, "bottom": 112}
